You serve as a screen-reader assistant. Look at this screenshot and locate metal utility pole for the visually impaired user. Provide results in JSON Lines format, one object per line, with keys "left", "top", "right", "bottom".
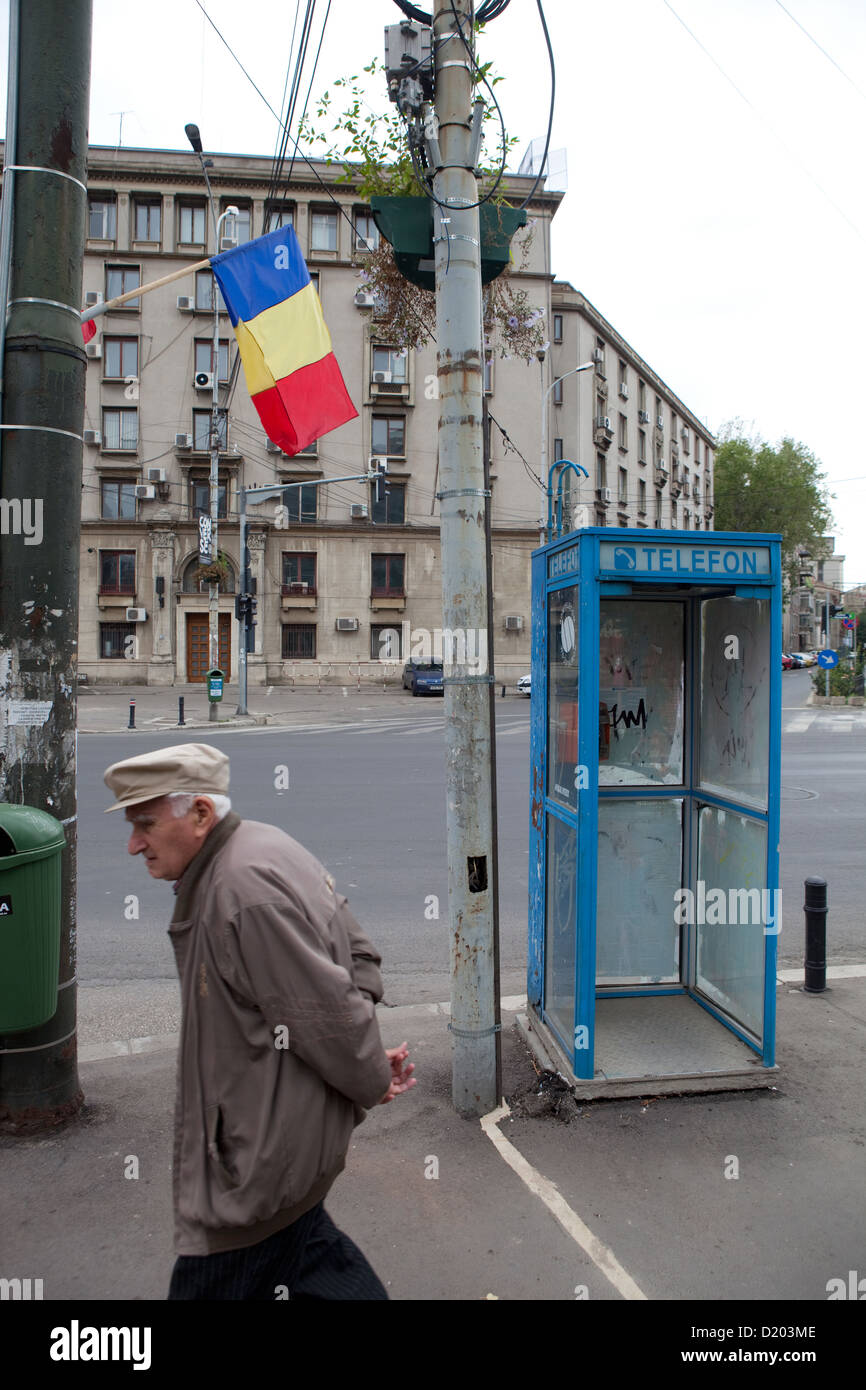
{"left": 433, "top": 0, "right": 500, "bottom": 1116}
{"left": 0, "top": 0, "right": 91, "bottom": 1130}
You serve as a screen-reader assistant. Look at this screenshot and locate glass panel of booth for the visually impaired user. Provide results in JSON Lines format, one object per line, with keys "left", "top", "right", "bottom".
{"left": 547, "top": 585, "right": 579, "bottom": 809}
{"left": 598, "top": 600, "right": 684, "bottom": 785}
{"left": 544, "top": 812, "right": 577, "bottom": 1048}
{"left": 597, "top": 798, "right": 683, "bottom": 985}
{"left": 699, "top": 597, "right": 770, "bottom": 812}
{"left": 695, "top": 806, "right": 768, "bottom": 1041}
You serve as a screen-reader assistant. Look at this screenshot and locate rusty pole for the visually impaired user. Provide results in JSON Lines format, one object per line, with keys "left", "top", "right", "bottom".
{"left": 0, "top": 0, "right": 92, "bottom": 1130}
{"left": 434, "top": 0, "right": 500, "bottom": 1115}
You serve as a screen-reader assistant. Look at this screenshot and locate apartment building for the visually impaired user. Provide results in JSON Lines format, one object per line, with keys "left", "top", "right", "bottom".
{"left": 786, "top": 537, "right": 846, "bottom": 653}
{"left": 547, "top": 284, "right": 716, "bottom": 534}
{"left": 76, "top": 145, "right": 715, "bottom": 686}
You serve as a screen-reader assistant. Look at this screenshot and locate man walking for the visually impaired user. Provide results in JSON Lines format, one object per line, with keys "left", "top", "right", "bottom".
{"left": 103, "top": 742, "right": 415, "bottom": 1300}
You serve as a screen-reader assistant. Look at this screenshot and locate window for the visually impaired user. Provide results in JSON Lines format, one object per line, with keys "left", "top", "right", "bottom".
{"left": 309, "top": 270, "right": 320, "bottom": 296}
{"left": 101, "top": 479, "right": 137, "bottom": 520}
{"left": 655, "top": 491, "right": 663, "bottom": 526}
{"left": 372, "top": 346, "right": 408, "bottom": 383}
{"left": 178, "top": 202, "right": 207, "bottom": 245}
{"left": 638, "top": 479, "right": 647, "bottom": 515}
{"left": 265, "top": 204, "right": 294, "bottom": 233}
{"left": 371, "top": 623, "right": 403, "bottom": 660}
{"left": 192, "top": 409, "right": 227, "bottom": 452}
{"left": 371, "top": 479, "right": 405, "bottom": 525}
{"left": 88, "top": 197, "right": 116, "bottom": 240}
{"left": 371, "top": 414, "right": 405, "bottom": 457}
{"left": 553, "top": 438, "right": 564, "bottom": 461}
{"left": 282, "top": 624, "right": 317, "bottom": 659}
{"left": 195, "top": 339, "right": 230, "bottom": 382}
{"left": 195, "top": 269, "right": 225, "bottom": 312}
{"left": 189, "top": 473, "right": 228, "bottom": 520}
{"left": 638, "top": 428, "right": 646, "bottom": 463}
{"left": 706, "top": 448, "right": 713, "bottom": 472}
{"left": 354, "top": 211, "right": 380, "bottom": 251}
{"left": 99, "top": 622, "right": 136, "bottom": 659}
{"left": 553, "top": 377, "right": 563, "bottom": 405}
{"left": 655, "top": 395, "right": 663, "bottom": 426}
{"left": 671, "top": 410, "right": 678, "bottom": 437}
{"left": 134, "top": 200, "right": 161, "bottom": 242}
{"left": 371, "top": 553, "right": 405, "bottom": 597}
{"left": 618, "top": 468, "right": 628, "bottom": 505}
{"left": 682, "top": 426, "right": 690, "bottom": 453}
{"left": 683, "top": 509, "right": 690, "bottom": 530}
{"left": 99, "top": 550, "right": 135, "bottom": 594}
{"left": 638, "top": 379, "right": 646, "bottom": 412}
{"left": 282, "top": 484, "right": 318, "bottom": 524}
{"left": 104, "top": 337, "right": 139, "bottom": 380}
{"left": 670, "top": 502, "right": 677, "bottom": 528}
{"left": 553, "top": 314, "right": 563, "bottom": 343}
{"left": 619, "top": 413, "right": 628, "bottom": 449}
{"left": 596, "top": 454, "right": 607, "bottom": 490}
{"left": 282, "top": 553, "right": 317, "bottom": 593}
{"left": 310, "top": 209, "right": 338, "bottom": 252}
{"left": 224, "top": 204, "right": 251, "bottom": 245}
{"left": 619, "top": 360, "right": 627, "bottom": 393}
{"left": 102, "top": 408, "right": 138, "bottom": 451}
{"left": 105, "top": 265, "right": 140, "bottom": 309}
{"left": 695, "top": 438, "right": 702, "bottom": 467}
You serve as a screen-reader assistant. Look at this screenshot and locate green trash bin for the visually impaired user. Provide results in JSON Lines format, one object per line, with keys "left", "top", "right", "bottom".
{"left": 0, "top": 805, "right": 66, "bottom": 1033}
{"left": 207, "top": 668, "right": 225, "bottom": 702}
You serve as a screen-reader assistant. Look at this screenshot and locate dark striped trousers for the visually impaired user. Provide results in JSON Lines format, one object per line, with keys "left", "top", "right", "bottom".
{"left": 167, "top": 1203, "right": 388, "bottom": 1301}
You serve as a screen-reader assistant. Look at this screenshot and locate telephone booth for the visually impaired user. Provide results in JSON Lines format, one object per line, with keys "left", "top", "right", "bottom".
{"left": 526, "top": 528, "right": 782, "bottom": 1096}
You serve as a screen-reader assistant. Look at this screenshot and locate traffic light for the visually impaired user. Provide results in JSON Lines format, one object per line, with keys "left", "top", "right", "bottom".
{"left": 374, "top": 458, "right": 388, "bottom": 505}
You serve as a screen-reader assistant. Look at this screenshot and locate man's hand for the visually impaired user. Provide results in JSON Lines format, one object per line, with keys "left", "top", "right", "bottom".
{"left": 378, "top": 1041, "right": 416, "bottom": 1104}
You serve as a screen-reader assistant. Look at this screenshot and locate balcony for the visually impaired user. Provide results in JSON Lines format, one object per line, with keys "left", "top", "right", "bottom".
{"left": 593, "top": 416, "right": 614, "bottom": 451}
{"left": 281, "top": 581, "right": 317, "bottom": 610}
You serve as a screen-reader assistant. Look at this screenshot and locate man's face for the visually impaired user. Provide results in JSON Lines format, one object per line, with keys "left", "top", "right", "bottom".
{"left": 124, "top": 796, "right": 216, "bottom": 881}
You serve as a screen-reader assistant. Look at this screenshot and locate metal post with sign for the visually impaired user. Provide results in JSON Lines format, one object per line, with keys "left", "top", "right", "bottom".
{"left": 525, "top": 526, "right": 783, "bottom": 1097}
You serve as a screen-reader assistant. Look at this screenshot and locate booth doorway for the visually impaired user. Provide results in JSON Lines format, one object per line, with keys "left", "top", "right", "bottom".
{"left": 186, "top": 613, "right": 231, "bottom": 682}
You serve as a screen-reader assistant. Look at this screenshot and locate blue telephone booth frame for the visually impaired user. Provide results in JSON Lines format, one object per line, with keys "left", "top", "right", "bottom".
{"left": 528, "top": 527, "right": 782, "bottom": 1091}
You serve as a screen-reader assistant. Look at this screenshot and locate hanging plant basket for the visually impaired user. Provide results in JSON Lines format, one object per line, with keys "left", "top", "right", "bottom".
{"left": 370, "top": 196, "right": 527, "bottom": 291}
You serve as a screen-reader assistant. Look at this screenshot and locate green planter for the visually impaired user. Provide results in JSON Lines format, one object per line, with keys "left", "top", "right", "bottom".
{"left": 370, "top": 196, "right": 527, "bottom": 290}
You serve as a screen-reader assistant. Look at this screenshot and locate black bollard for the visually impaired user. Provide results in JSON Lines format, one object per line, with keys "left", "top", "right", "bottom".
{"left": 803, "top": 877, "right": 827, "bottom": 993}
{"left": 128, "top": 699, "right": 136, "bottom": 730}
{"left": 178, "top": 696, "right": 185, "bottom": 726}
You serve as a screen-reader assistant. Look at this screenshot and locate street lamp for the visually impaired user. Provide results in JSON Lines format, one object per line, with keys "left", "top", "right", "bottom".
{"left": 540, "top": 361, "right": 594, "bottom": 540}
{"left": 186, "top": 122, "right": 237, "bottom": 716}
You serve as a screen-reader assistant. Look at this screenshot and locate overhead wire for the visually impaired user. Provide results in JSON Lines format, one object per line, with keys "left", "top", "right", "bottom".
{"left": 773, "top": 0, "right": 866, "bottom": 106}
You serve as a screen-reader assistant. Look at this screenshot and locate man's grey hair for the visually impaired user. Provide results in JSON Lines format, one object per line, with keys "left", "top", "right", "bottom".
{"left": 167, "top": 791, "right": 232, "bottom": 822}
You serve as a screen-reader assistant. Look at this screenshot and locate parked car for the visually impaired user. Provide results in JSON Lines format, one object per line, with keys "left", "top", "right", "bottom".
{"left": 788, "top": 652, "right": 809, "bottom": 668}
{"left": 517, "top": 674, "right": 531, "bottom": 697}
{"left": 402, "top": 659, "right": 444, "bottom": 696}
{"left": 782, "top": 653, "right": 795, "bottom": 670}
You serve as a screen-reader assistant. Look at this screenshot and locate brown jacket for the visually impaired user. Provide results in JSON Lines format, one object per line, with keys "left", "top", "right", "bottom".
{"left": 168, "top": 812, "right": 392, "bottom": 1255}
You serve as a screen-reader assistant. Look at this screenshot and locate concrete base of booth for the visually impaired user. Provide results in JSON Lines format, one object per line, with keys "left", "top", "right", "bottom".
{"left": 518, "top": 996, "right": 777, "bottom": 1100}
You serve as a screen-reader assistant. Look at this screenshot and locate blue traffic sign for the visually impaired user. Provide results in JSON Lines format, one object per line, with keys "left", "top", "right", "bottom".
{"left": 817, "top": 649, "right": 838, "bottom": 669}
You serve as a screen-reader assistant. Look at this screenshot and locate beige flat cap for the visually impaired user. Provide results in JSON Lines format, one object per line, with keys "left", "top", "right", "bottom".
{"left": 103, "top": 743, "right": 230, "bottom": 812}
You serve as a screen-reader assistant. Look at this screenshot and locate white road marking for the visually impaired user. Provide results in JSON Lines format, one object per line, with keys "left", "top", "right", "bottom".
{"left": 481, "top": 1101, "right": 648, "bottom": 1300}
{"left": 784, "top": 713, "right": 817, "bottom": 733}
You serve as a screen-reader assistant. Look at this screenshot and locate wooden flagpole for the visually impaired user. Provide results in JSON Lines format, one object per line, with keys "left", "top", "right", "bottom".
{"left": 80, "top": 257, "right": 211, "bottom": 326}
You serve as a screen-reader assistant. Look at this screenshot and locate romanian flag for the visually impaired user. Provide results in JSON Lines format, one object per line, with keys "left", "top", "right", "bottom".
{"left": 210, "top": 224, "right": 357, "bottom": 456}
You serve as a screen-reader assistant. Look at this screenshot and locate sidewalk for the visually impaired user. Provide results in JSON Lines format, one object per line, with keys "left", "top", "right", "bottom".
{"left": 1, "top": 970, "right": 864, "bottom": 1301}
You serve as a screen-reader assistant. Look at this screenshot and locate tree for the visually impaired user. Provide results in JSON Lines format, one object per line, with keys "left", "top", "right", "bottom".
{"left": 714, "top": 424, "right": 834, "bottom": 591}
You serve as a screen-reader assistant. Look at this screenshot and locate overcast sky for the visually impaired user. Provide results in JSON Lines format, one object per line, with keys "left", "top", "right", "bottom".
{"left": 3, "top": 0, "right": 864, "bottom": 587}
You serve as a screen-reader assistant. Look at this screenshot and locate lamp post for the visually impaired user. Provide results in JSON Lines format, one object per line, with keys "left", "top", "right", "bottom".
{"left": 185, "top": 123, "right": 237, "bottom": 716}
{"left": 539, "top": 360, "right": 594, "bottom": 541}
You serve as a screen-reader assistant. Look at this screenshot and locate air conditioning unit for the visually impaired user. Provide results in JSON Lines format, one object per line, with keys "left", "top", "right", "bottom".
{"left": 194, "top": 371, "right": 214, "bottom": 391}
{"left": 125, "top": 607, "right": 147, "bottom": 622}
{"left": 336, "top": 617, "right": 359, "bottom": 631}
{"left": 372, "top": 370, "right": 392, "bottom": 384}
{"left": 600, "top": 487, "right": 613, "bottom": 503}
{"left": 147, "top": 467, "right": 166, "bottom": 483}
{"left": 177, "top": 296, "right": 195, "bottom": 312}
{"left": 84, "top": 290, "right": 103, "bottom": 307}
{"left": 354, "top": 289, "right": 375, "bottom": 308}
{"left": 591, "top": 348, "right": 603, "bottom": 363}
{"left": 83, "top": 429, "right": 101, "bottom": 445}
{"left": 603, "top": 417, "right": 612, "bottom": 431}
{"left": 656, "top": 414, "right": 664, "bottom": 428}
{"left": 175, "top": 433, "right": 193, "bottom": 449}
{"left": 135, "top": 484, "right": 156, "bottom": 500}
{"left": 638, "top": 409, "right": 650, "bottom": 423}
{"left": 619, "top": 384, "right": 628, "bottom": 399}
{"left": 504, "top": 615, "right": 523, "bottom": 631}
{"left": 266, "top": 439, "right": 282, "bottom": 454}
{"left": 351, "top": 503, "right": 369, "bottom": 519}
{"left": 288, "top": 582, "right": 309, "bottom": 594}
{"left": 219, "top": 235, "right": 237, "bottom": 252}
{"left": 85, "top": 341, "right": 102, "bottom": 360}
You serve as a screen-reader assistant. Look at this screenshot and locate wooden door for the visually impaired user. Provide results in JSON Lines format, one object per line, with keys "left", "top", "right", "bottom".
{"left": 186, "top": 613, "right": 231, "bottom": 682}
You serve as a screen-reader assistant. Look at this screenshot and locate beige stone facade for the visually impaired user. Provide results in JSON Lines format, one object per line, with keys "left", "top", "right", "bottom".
{"left": 78, "top": 145, "right": 716, "bottom": 686}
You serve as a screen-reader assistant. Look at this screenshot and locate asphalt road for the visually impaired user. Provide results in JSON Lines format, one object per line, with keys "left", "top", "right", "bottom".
{"left": 77, "top": 668, "right": 864, "bottom": 1005}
